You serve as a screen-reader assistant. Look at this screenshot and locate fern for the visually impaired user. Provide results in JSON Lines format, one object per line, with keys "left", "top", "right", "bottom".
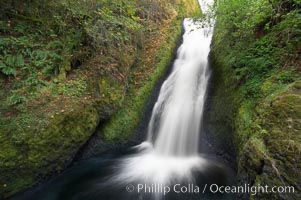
{"left": 6, "top": 95, "right": 26, "bottom": 106}
{"left": 0, "top": 61, "right": 17, "bottom": 77}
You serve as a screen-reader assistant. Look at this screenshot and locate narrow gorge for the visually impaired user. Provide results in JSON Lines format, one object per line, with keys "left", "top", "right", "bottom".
{"left": 1, "top": 0, "right": 300, "bottom": 199}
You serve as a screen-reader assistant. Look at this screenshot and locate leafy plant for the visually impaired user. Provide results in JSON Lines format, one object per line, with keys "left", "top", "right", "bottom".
{"left": 6, "top": 94, "right": 26, "bottom": 106}
{"left": 0, "top": 60, "right": 16, "bottom": 77}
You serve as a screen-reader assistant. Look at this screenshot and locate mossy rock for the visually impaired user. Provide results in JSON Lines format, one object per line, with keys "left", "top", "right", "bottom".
{"left": 238, "top": 81, "right": 301, "bottom": 199}
{"left": 0, "top": 102, "right": 99, "bottom": 198}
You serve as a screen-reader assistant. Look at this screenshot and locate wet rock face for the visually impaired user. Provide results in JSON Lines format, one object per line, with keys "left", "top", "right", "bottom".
{"left": 237, "top": 81, "right": 301, "bottom": 200}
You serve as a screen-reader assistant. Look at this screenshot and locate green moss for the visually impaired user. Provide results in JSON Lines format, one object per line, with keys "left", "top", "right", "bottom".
{"left": 181, "top": 0, "right": 202, "bottom": 18}
{"left": 97, "top": 77, "right": 124, "bottom": 106}
{"left": 239, "top": 137, "right": 266, "bottom": 174}
{"left": 235, "top": 101, "right": 255, "bottom": 145}
{"left": 0, "top": 101, "right": 99, "bottom": 198}
{"left": 211, "top": 0, "right": 301, "bottom": 198}
{"left": 102, "top": 19, "right": 183, "bottom": 143}
{"left": 234, "top": 80, "right": 301, "bottom": 199}
{"left": 99, "top": 0, "right": 201, "bottom": 144}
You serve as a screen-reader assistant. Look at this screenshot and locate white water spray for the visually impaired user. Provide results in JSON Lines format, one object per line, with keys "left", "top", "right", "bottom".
{"left": 111, "top": 0, "right": 215, "bottom": 187}
{"left": 148, "top": 18, "right": 212, "bottom": 156}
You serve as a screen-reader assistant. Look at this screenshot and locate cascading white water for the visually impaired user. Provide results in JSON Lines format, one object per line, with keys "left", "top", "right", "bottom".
{"left": 147, "top": 18, "right": 212, "bottom": 156}
{"left": 111, "top": 0, "right": 215, "bottom": 188}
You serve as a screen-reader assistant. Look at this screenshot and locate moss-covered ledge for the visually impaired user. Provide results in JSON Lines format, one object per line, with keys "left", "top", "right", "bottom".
{"left": 238, "top": 81, "right": 301, "bottom": 200}
{"left": 209, "top": 57, "right": 301, "bottom": 200}
{"left": 0, "top": 100, "right": 100, "bottom": 198}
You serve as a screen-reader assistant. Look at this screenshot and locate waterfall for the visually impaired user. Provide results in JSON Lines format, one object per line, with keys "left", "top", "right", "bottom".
{"left": 111, "top": 0, "right": 215, "bottom": 188}
{"left": 147, "top": 18, "right": 212, "bottom": 156}
{"left": 147, "top": 0, "right": 214, "bottom": 157}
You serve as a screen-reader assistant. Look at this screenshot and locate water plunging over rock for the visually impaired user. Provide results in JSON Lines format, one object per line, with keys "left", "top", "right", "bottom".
{"left": 111, "top": 0, "right": 216, "bottom": 187}
{"left": 148, "top": 18, "right": 212, "bottom": 156}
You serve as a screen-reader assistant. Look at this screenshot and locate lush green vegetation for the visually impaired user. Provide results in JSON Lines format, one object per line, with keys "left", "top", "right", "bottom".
{"left": 0, "top": 0, "right": 201, "bottom": 198}
{"left": 0, "top": 0, "right": 160, "bottom": 122}
{"left": 211, "top": 0, "right": 301, "bottom": 199}
{"left": 102, "top": 22, "right": 182, "bottom": 143}
{"left": 98, "top": 0, "right": 201, "bottom": 143}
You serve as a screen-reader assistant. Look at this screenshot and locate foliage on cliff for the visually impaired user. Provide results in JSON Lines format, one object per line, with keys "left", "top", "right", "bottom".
{"left": 0, "top": 0, "right": 201, "bottom": 198}
{"left": 211, "top": 0, "right": 301, "bottom": 199}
